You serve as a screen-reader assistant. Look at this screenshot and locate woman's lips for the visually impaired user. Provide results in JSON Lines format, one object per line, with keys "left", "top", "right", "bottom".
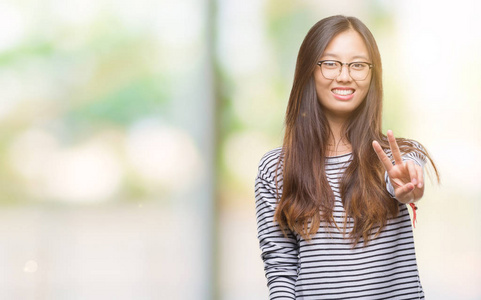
{"left": 331, "top": 88, "right": 355, "bottom": 100}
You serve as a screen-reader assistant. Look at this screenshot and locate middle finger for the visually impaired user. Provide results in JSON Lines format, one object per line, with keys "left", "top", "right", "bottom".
{"left": 406, "top": 161, "right": 418, "bottom": 186}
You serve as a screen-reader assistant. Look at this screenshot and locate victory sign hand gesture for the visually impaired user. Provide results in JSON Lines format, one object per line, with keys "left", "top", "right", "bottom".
{"left": 372, "top": 130, "right": 424, "bottom": 204}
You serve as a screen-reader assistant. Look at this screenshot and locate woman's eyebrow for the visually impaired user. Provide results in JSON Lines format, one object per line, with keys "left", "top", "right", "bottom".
{"left": 321, "top": 52, "right": 338, "bottom": 58}
{"left": 321, "top": 53, "right": 370, "bottom": 61}
{"left": 352, "top": 55, "right": 370, "bottom": 61}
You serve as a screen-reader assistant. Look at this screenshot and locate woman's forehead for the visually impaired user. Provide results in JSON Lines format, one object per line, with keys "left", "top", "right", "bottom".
{"left": 320, "top": 30, "right": 370, "bottom": 60}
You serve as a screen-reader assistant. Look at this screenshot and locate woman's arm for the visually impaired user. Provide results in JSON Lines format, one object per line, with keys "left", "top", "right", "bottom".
{"left": 255, "top": 174, "right": 299, "bottom": 300}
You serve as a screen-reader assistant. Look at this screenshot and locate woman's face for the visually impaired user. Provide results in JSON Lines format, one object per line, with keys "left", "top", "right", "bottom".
{"left": 314, "top": 29, "right": 372, "bottom": 121}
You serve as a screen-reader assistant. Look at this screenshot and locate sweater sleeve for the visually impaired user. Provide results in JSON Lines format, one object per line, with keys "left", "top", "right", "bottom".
{"left": 255, "top": 174, "right": 299, "bottom": 300}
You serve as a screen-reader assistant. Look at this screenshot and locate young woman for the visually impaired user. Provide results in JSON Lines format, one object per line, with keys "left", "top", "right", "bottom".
{"left": 255, "top": 15, "right": 439, "bottom": 299}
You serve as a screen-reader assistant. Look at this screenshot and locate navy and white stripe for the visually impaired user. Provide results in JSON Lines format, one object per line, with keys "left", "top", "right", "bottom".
{"left": 255, "top": 147, "right": 426, "bottom": 299}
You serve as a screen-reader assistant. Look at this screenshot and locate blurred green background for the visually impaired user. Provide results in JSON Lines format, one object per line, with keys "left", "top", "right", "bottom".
{"left": 0, "top": 0, "right": 480, "bottom": 299}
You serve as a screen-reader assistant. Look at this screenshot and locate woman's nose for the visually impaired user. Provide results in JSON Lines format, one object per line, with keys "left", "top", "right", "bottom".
{"left": 336, "top": 65, "right": 352, "bottom": 82}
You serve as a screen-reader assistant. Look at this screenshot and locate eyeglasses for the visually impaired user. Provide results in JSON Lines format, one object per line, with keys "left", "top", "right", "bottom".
{"left": 316, "top": 60, "right": 374, "bottom": 81}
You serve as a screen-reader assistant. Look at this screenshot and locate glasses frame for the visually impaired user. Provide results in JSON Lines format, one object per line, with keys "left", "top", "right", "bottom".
{"left": 316, "top": 60, "right": 374, "bottom": 81}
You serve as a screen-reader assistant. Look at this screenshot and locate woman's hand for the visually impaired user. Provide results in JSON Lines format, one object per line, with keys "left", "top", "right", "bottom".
{"left": 372, "top": 130, "right": 424, "bottom": 204}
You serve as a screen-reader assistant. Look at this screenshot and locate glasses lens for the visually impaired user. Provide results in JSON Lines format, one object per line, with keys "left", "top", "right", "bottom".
{"left": 320, "top": 61, "right": 340, "bottom": 79}
{"left": 349, "top": 63, "right": 370, "bottom": 80}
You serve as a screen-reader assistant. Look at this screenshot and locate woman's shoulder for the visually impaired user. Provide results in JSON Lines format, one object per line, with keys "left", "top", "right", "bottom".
{"left": 257, "top": 147, "right": 284, "bottom": 182}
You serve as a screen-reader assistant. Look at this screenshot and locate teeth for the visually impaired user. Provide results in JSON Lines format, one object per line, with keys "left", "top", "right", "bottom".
{"left": 332, "top": 89, "right": 354, "bottom": 95}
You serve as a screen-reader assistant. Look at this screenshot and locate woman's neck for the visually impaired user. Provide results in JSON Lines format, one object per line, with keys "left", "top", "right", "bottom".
{"left": 326, "top": 139, "right": 352, "bottom": 157}
{"left": 326, "top": 116, "right": 352, "bottom": 157}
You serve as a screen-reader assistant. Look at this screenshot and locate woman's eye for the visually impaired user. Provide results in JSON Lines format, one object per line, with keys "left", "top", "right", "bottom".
{"left": 351, "top": 63, "right": 366, "bottom": 70}
{"left": 323, "top": 62, "right": 338, "bottom": 68}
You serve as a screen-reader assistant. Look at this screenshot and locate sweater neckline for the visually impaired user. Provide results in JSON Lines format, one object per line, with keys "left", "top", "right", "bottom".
{"left": 326, "top": 152, "right": 352, "bottom": 159}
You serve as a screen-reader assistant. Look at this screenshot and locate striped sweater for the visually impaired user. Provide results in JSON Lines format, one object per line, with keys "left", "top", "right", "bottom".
{"left": 255, "top": 147, "right": 426, "bottom": 299}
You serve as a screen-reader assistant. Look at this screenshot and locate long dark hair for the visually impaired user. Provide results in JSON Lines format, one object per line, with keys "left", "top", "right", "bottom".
{"left": 274, "top": 15, "right": 439, "bottom": 246}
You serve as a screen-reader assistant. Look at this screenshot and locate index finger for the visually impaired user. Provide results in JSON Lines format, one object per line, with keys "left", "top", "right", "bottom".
{"left": 387, "top": 130, "right": 403, "bottom": 166}
{"left": 372, "top": 140, "right": 393, "bottom": 171}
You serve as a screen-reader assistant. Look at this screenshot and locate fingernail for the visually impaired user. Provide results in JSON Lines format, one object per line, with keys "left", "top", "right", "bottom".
{"left": 412, "top": 178, "right": 417, "bottom": 185}
{"left": 418, "top": 182, "right": 423, "bottom": 188}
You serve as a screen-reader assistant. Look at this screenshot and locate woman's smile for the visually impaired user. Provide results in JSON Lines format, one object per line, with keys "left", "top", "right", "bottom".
{"left": 331, "top": 87, "right": 355, "bottom": 100}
